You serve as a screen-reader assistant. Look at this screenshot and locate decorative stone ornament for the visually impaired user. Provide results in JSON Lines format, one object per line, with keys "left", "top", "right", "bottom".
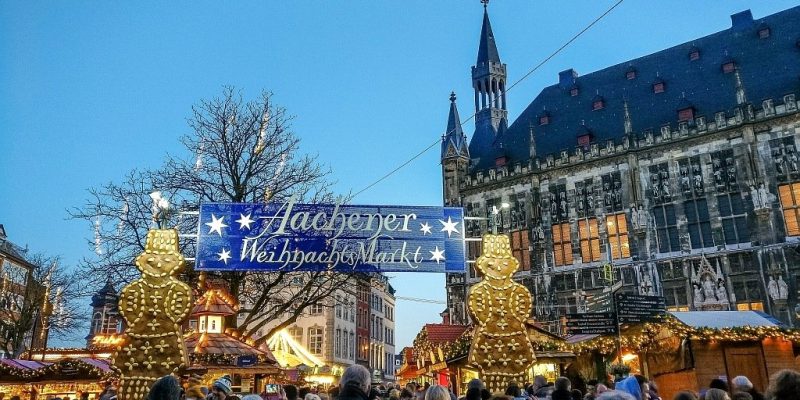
{"left": 112, "top": 229, "right": 193, "bottom": 400}
{"left": 467, "top": 234, "right": 536, "bottom": 393}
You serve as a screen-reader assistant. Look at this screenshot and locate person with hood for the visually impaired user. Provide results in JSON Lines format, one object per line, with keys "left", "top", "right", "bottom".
{"left": 504, "top": 383, "right": 527, "bottom": 400}
{"left": 208, "top": 376, "right": 234, "bottom": 400}
{"left": 148, "top": 375, "right": 183, "bottom": 400}
{"left": 731, "top": 376, "right": 764, "bottom": 400}
{"left": 614, "top": 376, "right": 649, "bottom": 400}
{"left": 338, "top": 365, "right": 371, "bottom": 400}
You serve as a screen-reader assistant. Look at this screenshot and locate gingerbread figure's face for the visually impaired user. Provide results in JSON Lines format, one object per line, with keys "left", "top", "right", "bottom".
{"left": 476, "top": 253, "right": 519, "bottom": 280}
{"left": 135, "top": 252, "right": 184, "bottom": 277}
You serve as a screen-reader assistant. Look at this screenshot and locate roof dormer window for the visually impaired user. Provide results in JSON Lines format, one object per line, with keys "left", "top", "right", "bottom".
{"left": 570, "top": 87, "right": 579, "bottom": 97}
{"left": 539, "top": 114, "right": 550, "bottom": 125}
{"left": 689, "top": 49, "right": 700, "bottom": 61}
{"left": 678, "top": 107, "right": 694, "bottom": 122}
{"left": 722, "top": 61, "right": 736, "bottom": 74}
{"left": 625, "top": 67, "right": 636, "bottom": 80}
{"left": 592, "top": 96, "right": 605, "bottom": 111}
{"left": 653, "top": 81, "right": 665, "bottom": 94}
{"left": 758, "top": 27, "right": 771, "bottom": 39}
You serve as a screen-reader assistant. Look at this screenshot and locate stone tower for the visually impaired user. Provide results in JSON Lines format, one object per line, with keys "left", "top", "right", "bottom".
{"left": 442, "top": 92, "right": 470, "bottom": 325}
{"left": 86, "top": 277, "right": 123, "bottom": 346}
{"left": 472, "top": 1, "right": 508, "bottom": 138}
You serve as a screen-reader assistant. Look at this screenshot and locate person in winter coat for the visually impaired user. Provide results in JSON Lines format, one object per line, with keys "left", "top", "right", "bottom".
{"left": 731, "top": 376, "right": 764, "bottom": 400}
{"left": 148, "top": 375, "right": 183, "bottom": 400}
{"left": 338, "top": 365, "right": 371, "bottom": 400}
{"left": 208, "top": 376, "right": 234, "bottom": 400}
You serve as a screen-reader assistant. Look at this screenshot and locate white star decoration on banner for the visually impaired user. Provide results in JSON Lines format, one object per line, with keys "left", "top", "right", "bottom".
{"left": 439, "top": 216, "right": 460, "bottom": 237}
{"left": 419, "top": 222, "right": 432, "bottom": 235}
{"left": 205, "top": 214, "right": 228, "bottom": 236}
{"left": 429, "top": 247, "right": 445, "bottom": 264}
{"left": 236, "top": 213, "right": 255, "bottom": 230}
{"left": 217, "top": 248, "right": 231, "bottom": 264}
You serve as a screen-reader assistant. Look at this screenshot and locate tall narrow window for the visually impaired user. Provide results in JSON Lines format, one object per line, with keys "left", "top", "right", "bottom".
{"left": 511, "top": 229, "right": 531, "bottom": 271}
{"left": 732, "top": 280, "right": 764, "bottom": 311}
{"left": 606, "top": 214, "right": 630, "bottom": 259}
{"left": 685, "top": 199, "right": 713, "bottom": 249}
{"left": 578, "top": 219, "right": 601, "bottom": 262}
{"left": 308, "top": 327, "right": 323, "bottom": 355}
{"left": 335, "top": 328, "right": 341, "bottom": 358}
{"left": 779, "top": 183, "right": 800, "bottom": 236}
{"left": 718, "top": 194, "right": 750, "bottom": 244}
{"left": 653, "top": 205, "right": 680, "bottom": 253}
{"left": 552, "top": 223, "right": 573, "bottom": 266}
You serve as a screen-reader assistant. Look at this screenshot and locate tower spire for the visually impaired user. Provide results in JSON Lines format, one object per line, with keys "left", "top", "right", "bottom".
{"left": 477, "top": 1, "right": 500, "bottom": 65}
{"left": 442, "top": 92, "right": 469, "bottom": 162}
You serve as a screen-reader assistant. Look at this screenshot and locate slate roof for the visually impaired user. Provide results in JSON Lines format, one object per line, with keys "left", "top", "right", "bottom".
{"left": 477, "top": 6, "right": 501, "bottom": 65}
{"left": 470, "top": 6, "right": 800, "bottom": 171}
{"left": 423, "top": 323, "right": 468, "bottom": 343}
{"left": 91, "top": 278, "right": 118, "bottom": 307}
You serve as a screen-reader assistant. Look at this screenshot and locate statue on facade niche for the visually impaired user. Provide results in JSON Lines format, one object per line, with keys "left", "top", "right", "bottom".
{"left": 715, "top": 281, "right": 729, "bottom": 304}
{"left": 638, "top": 207, "right": 648, "bottom": 229}
{"left": 702, "top": 275, "right": 717, "bottom": 302}
{"left": 662, "top": 182, "right": 671, "bottom": 197}
{"left": 758, "top": 183, "right": 771, "bottom": 208}
{"left": 750, "top": 185, "right": 761, "bottom": 209}
{"left": 693, "top": 283, "right": 704, "bottom": 306}
{"left": 768, "top": 276, "right": 780, "bottom": 301}
{"left": 631, "top": 206, "right": 640, "bottom": 229}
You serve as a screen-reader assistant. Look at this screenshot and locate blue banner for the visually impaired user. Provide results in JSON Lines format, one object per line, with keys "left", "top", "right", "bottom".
{"left": 195, "top": 197, "right": 465, "bottom": 273}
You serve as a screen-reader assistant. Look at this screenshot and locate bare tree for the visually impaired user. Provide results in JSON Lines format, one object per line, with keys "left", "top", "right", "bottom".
{"left": 71, "top": 87, "right": 354, "bottom": 341}
{"left": 0, "top": 253, "right": 85, "bottom": 357}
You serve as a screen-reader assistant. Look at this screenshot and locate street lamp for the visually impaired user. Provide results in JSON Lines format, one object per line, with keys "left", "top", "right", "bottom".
{"left": 491, "top": 202, "right": 510, "bottom": 234}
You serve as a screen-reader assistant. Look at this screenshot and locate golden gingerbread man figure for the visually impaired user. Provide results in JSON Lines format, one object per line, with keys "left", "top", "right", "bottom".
{"left": 112, "top": 229, "right": 193, "bottom": 400}
{"left": 468, "top": 234, "right": 536, "bottom": 393}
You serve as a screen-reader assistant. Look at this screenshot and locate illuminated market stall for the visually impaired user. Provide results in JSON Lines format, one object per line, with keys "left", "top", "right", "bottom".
{"left": 266, "top": 329, "right": 337, "bottom": 387}
{"left": 185, "top": 288, "right": 280, "bottom": 394}
{"left": 411, "top": 319, "right": 574, "bottom": 395}
{"left": 567, "top": 311, "right": 800, "bottom": 400}
{"left": 0, "top": 358, "right": 114, "bottom": 400}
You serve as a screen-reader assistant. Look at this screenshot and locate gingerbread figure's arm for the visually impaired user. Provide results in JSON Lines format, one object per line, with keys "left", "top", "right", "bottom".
{"left": 467, "top": 284, "right": 489, "bottom": 324}
{"left": 166, "top": 282, "right": 193, "bottom": 324}
{"left": 118, "top": 282, "right": 143, "bottom": 325}
{"left": 512, "top": 285, "right": 533, "bottom": 322}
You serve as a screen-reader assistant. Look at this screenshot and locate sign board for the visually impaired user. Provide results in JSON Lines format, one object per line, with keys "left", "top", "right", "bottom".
{"left": 195, "top": 198, "right": 465, "bottom": 272}
{"left": 566, "top": 312, "right": 618, "bottom": 335}
{"left": 616, "top": 294, "right": 667, "bottom": 323}
{"left": 585, "top": 292, "right": 612, "bottom": 313}
{"left": 237, "top": 355, "right": 258, "bottom": 367}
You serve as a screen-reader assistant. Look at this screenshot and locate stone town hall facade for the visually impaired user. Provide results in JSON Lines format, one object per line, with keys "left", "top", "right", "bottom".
{"left": 442, "top": 5, "right": 800, "bottom": 332}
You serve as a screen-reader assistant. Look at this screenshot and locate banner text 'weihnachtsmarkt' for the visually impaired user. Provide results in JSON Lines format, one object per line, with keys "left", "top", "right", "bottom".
{"left": 195, "top": 198, "right": 465, "bottom": 273}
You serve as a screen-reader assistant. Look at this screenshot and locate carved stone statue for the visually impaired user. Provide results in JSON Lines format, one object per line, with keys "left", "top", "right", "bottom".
{"left": 778, "top": 276, "right": 789, "bottom": 300}
{"left": 768, "top": 276, "right": 780, "bottom": 301}
{"left": 750, "top": 185, "right": 761, "bottom": 209}
{"left": 638, "top": 208, "right": 648, "bottom": 228}
{"left": 715, "top": 281, "right": 729, "bottom": 304}
{"left": 631, "top": 206, "right": 640, "bottom": 229}
{"left": 693, "top": 283, "right": 704, "bottom": 306}
{"left": 758, "top": 183, "right": 770, "bottom": 208}
{"left": 702, "top": 276, "right": 716, "bottom": 302}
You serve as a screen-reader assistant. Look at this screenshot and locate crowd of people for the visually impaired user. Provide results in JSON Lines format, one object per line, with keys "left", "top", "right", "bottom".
{"left": 129, "top": 365, "right": 799, "bottom": 400}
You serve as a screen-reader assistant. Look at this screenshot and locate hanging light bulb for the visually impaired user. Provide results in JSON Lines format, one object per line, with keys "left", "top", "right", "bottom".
{"left": 117, "top": 197, "right": 129, "bottom": 235}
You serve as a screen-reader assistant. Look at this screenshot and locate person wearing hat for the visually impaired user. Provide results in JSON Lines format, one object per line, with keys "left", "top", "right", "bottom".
{"left": 208, "top": 376, "right": 234, "bottom": 400}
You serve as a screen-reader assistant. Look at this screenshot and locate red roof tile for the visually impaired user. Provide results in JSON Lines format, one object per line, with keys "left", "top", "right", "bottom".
{"left": 424, "top": 324, "right": 468, "bottom": 343}
{"left": 185, "top": 332, "right": 277, "bottom": 364}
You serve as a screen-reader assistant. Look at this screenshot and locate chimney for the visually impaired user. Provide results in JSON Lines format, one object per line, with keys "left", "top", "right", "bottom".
{"left": 558, "top": 69, "right": 578, "bottom": 90}
{"left": 730, "top": 10, "right": 753, "bottom": 31}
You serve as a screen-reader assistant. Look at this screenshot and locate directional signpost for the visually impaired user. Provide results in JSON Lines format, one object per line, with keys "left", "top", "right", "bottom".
{"left": 615, "top": 294, "right": 667, "bottom": 323}
{"left": 566, "top": 312, "right": 618, "bottom": 335}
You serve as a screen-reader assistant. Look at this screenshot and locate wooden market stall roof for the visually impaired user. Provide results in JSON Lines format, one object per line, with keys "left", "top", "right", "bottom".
{"left": 191, "top": 289, "right": 238, "bottom": 316}
{"left": 0, "top": 358, "right": 114, "bottom": 383}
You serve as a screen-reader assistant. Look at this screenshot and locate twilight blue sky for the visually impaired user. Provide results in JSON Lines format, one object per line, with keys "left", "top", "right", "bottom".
{"left": 1, "top": 1, "right": 796, "bottom": 348}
